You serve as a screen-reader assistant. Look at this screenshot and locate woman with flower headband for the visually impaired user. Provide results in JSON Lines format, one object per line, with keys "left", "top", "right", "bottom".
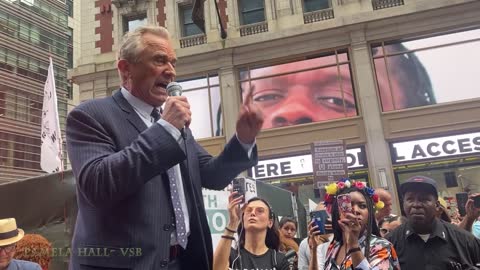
{"left": 314, "top": 178, "right": 400, "bottom": 270}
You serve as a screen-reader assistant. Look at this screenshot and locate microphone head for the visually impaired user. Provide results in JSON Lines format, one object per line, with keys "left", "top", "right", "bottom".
{"left": 166, "top": 82, "right": 182, "bottom": 96}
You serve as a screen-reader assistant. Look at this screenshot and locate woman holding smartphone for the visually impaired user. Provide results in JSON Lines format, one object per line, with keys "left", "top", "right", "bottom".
{"left": 213, "top": 192, "right": 291, "bottom": 270}
{"left": 320, "top": 179, "right": 400, "bottom": 270}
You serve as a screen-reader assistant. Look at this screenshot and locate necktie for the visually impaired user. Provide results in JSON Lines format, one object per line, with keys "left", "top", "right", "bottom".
{"left": 167, "top": 168, "right": 188, "bottom": 248}
{"left": 151, "top": 108, "right": 187, "bottom": 248}
{"left": 150, "top": 108, "right": 160, "bottom": 122}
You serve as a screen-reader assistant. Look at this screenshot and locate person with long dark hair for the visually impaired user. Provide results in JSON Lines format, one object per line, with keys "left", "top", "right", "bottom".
{"left": 279, "top": 216, "right": 300, "bottom": 252}
{"left": 321, "top": 179, "right": 400, "bottom": 270}
{"left": 213, "top": 193, "right": 290, "bottom": 270}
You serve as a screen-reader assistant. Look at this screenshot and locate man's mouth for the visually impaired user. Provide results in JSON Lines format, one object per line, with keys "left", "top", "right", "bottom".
{"left": 155, "top": 82, "right": 168, "bottom": 89}
{"left": 410, "top": 212, "right": 425, "bottom": 218}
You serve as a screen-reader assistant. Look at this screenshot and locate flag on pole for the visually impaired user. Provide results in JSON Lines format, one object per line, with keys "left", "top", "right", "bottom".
{"left": 192, "top": 0, "right": 206, "bottom": 33}
{"left": 40, "top": 57, "right": 63, "bottom": 173}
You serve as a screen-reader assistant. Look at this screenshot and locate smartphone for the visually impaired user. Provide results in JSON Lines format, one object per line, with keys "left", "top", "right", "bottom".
{"left": 473, "top": 195, "right": 480, "bottom": 208}
{"left": 337, "top": 194, "right": 353, "bottom": 219}
{"left": 310, "top": 210, "right": 328, "bottom": 234}
{"left": 456, "top": 192, "right": 468, "bottom": 217}
{"left": 232, "top": 178, "right": 245, "bottom": 203}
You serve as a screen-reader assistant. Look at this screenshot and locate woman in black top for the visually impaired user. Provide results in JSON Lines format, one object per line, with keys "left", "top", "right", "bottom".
{"left": 213, "top": 193, "right": 290, "bottom": 270}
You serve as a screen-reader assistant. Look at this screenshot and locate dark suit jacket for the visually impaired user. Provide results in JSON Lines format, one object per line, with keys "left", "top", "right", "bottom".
{"left": 66, "top": 90, "right": 257, "bottom": 270}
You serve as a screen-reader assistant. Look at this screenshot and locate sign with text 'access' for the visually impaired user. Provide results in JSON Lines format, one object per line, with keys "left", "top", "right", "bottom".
{"left": 391, "top": 132, "right": 480, "bottom": 163}
{"left": 249, "top": 147, "right": 365, "bottom": 180}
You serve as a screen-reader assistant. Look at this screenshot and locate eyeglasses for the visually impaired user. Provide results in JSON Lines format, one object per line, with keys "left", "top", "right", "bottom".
{"left": 0, "top": 244, "right": 15, "bottom": 253}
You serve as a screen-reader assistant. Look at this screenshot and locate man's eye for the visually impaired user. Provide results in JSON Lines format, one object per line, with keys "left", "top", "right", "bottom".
{"left": 253, "top": 93, "right": 283, "bottom": 102}
{"left": 154, "top": 57, "right": 166, "bottom": 64}
{"left": 318, "top": 97, "right": 345, "bottom": 106}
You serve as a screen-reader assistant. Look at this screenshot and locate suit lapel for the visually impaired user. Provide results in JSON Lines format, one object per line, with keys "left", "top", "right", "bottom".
{"left": 112, "top": 89, "right": 147, "bottom": 133}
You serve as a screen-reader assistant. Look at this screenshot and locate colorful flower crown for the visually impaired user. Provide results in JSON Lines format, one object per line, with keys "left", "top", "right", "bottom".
{"left": 323, "top": 178, "right": 384, "bottom": 212}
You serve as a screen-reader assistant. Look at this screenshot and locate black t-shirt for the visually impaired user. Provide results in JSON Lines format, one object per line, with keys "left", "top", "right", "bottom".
{"left": 229, "top": 247, "right": 290, "bottom": 270}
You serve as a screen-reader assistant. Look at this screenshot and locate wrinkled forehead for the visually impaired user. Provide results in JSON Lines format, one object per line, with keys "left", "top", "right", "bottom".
{"left": 139, "top": 34, "right": 176, "bottom": 57}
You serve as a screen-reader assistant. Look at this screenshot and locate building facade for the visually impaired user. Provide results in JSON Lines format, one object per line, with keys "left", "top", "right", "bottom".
{"left": 72, "top": 0, "right": 480, "bottom": 213}
{"left": 0, "top": 0, "right": 80, "bottom": 183}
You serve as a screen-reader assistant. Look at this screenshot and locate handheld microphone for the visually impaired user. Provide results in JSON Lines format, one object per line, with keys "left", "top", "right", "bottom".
{"left": 166, "top": 82, "right": 182, "bottom": 97}
{"left": 166, "top": 82, "right": 187, "bottom": 139}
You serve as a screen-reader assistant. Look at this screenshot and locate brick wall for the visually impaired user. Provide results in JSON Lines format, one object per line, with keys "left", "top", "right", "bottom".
{"left": 157, "top": 0, "right": 166, "bottom": 27}
{"left": 95, "top": 0, "right": 113, "bottom": 53}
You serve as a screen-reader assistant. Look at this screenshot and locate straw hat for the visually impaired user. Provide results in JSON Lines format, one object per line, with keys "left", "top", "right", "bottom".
{"left": 0, "top": 218, "right": 24, "bottom": 246}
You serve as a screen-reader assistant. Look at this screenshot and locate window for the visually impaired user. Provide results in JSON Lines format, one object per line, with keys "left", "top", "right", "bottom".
{"left": 123, "top": 14, "right": 147, "bottom": 34}
{"left": 180, "top": 4, "right": 202, "bottom": 37}
{"left": 67, "top": 0, "right": 73, "bottom": 17}
{"left": 176, "top": 74, "right": 222, "bottom": 139}
{"left": 0, "top": 131, "right": 41, "bottom": 171}
{"left": 0, "top": 10, "right": 68, "bottom": 58}
{"left": 67, "top": 27, "right": 73, "bottom": 68}
{"left": 0, "top": 86, "right": 43, "bottom": 125}
{"left": 371, "top": 29, "right": 480, "bottom": 112}
{"left": 0, "top": 47, "right": 68, "bottom": 91}
{"left": 66, "top": 82, "right": 73, "bottom": 100}
{"left": 238, "top": 0, "right": 265, "bottom": 25}
{"left": 239, "top": 50, "right": 358, "bottom": 130}
{"left": 303, "top": 0, "right": 331, "bottom": 12}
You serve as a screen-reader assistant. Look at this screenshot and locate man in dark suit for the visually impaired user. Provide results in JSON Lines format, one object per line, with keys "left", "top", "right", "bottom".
{"left": 66, "top": 25, "right": 263, "bottom": 270}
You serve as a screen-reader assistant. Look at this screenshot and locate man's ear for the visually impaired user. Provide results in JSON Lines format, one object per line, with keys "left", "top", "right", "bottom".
{"left": 117, "top": 59, "right": 131, "bottom": 81}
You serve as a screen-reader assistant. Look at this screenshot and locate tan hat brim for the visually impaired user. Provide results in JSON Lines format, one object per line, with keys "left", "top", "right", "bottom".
{"left": 0, "top": 229, "right": 24, "bottom": 247}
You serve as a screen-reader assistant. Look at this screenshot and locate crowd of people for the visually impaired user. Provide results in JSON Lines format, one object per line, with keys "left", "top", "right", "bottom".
{"left": 211, "top": 175, "right": 480, "bottom": 270}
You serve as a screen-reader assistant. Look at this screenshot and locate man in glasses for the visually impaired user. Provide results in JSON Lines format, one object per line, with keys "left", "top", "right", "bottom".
{"left": 0, "top": 218, "right": 41, "bottom": 270}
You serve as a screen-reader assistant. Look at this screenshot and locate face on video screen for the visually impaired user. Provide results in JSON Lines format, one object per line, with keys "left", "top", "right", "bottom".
{"left": 240, "top": 53, "right": 359, "bottom": 130}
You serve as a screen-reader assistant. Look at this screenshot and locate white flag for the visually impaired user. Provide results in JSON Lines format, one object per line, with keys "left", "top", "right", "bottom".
{"left": 40, "top": 57, "right": 63, "bottom": 173}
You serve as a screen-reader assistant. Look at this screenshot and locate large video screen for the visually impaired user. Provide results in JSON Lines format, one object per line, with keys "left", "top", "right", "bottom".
{"left": 372, "top": 28, "right": 480, "bottom": 112}
{"left": 239, "top": 50, "right": 357, "bottom": 130}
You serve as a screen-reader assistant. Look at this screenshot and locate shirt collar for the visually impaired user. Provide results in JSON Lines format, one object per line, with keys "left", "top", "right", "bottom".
{"left": 121, "top": 87, "right": 161, "bottom": 120}
{"left": 405, "top": 218, "right": 448, "bottom": 242}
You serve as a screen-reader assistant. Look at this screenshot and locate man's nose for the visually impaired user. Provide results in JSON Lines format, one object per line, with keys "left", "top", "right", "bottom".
{"left": 164, "top": 62, "right": 176, "bottom": 79}
{"left": 269, "top": 103, "right": 316, "bottom": 128}
{"left": 411, "top": 199, "right": 423, "bottom": 208}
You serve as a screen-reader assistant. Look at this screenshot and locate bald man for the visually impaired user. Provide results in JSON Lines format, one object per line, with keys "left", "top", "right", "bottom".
{"left": 375, "top": 188, "right": 393, "bottom": 222}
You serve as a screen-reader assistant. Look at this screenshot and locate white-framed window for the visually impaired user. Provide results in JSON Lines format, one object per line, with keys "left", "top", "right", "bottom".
{"left": 177, "top": 74, "right": 222, "bottom": 139}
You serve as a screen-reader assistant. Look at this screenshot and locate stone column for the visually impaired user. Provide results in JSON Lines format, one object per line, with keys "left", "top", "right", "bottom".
{"left": 349, "top": 28, "right": 401, "bottom": 214}
{"left": 218, "top": 66, "right": 241, "bottom": 140}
